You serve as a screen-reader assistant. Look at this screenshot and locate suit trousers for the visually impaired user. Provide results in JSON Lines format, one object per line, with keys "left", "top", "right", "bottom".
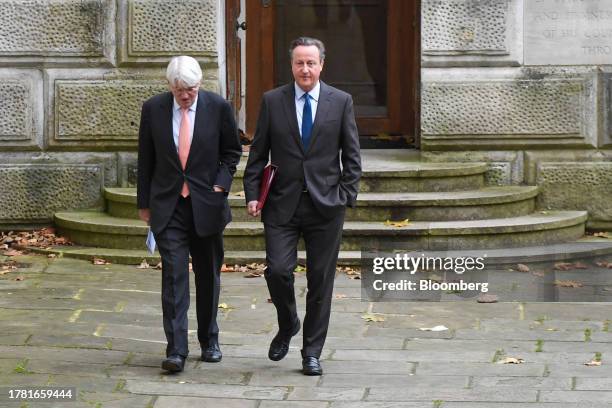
{"left": 155, "top": 196, "right": 223, "bottom": 358}
{"left": 264, "top": 192, "right": 345, "bottom": 358}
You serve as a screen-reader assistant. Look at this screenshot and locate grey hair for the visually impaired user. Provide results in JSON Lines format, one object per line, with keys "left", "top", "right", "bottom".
{"left": 166, "top": 56, "right": 202, "bottom": 87}
{"left": 289, "top": 37, "right": 326, "bottom": 62}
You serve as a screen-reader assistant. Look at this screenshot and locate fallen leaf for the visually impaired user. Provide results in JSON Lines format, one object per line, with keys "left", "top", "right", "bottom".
{"left": 92, "top": 257, "right": 110, "bottom": 265}
{"left": 153, "top": 262, "right": 162, "bottom": 270}
{"left": 218, "top": 303, "right": 233, "bottom": 310}
{"left": 361, "top": 313, "right": 385, "bottom": 322}
{"left": 419, "top": 325, "right": 449, "bottom": 332}
{"left": 47, "top": 253, "right": 57, "bottom": 259}
{"left": 477, "top": 294, "right": 498, "bottom": 303}
{"left": 516, "top": 264, "right": 530, "bottom": 273}
{"left": 236, "top": 265, "right": 249, "bottom": 273}
{"left": 295, "top": 265, "right": 306, "bottom": 273}
{"left": 497, "top": 357, "right": 524, "bottom": 364}
{"left": 3, "top": 249, "right": 23, "bottom": 257}
{"left": 596, "top": 261, "right": 612, "bottom": 268}
{"left": 553, "top": 262, "right": 574, "bottom": 271}
{"left": 221, "top": 264, "right": 234, "bottom": 272}
{"left": 593, "top": 232, "right": 610, "bottom": 238}
{"left": 384, "top": 219, "right": 410, "bottom": 228}
{"left": 244, "top": 270, "right": 262, "bottom": 278}
{"left": 0, "top": 244, "right": 7, "bottom": 250}
{"left": 585, "top": 360, "right": 602, "bottom": 366}
{"left": 573, "top": 262, "right": 589, "bottom": 269}
{"left": 554, "top": 280, "right": 583, "bottom": 288}
{"left": 136, "top": 259, "right": 150, "bottom": 269}
{"left": 335, "top": 294, "right": 347, "bottom": 299}
{"left": 531, "top": 271, "right": 545, "bottom": 277}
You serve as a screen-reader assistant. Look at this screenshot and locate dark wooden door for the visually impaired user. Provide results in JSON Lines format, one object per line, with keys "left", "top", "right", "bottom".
{"left": 243, "top": 0, "right": 420, "bottom": 148}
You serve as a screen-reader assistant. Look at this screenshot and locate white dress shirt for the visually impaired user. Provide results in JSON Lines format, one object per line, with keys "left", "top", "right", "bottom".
{"left": 172, "top": 95, "right": 198, "bottom": 150}
{"left": 294, "top": 81, "right": 319, "bottom": 136}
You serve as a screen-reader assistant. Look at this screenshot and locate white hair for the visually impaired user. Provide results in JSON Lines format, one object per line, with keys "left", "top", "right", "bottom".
{"left": 166, "top": 56, "right": 202, "bottom": 87}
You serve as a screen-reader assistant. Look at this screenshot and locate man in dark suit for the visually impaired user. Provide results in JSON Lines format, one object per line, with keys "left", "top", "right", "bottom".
{"left": 243, "top": 37, "right": 361, "bottom": 375}
{"left": 137, "top": 55, "right": 241, "bottom": 372}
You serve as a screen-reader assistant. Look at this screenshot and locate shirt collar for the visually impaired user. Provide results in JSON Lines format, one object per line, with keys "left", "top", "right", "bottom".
{"left": 294, "top": 81, "right": 320, "bottom": 102}
{"left": 173, "top": 94, "right": 198, "bottom": 112}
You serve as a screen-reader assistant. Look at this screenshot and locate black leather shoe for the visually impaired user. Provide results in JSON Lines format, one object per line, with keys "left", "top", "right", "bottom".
{"left": 302, "top": 356, "right": 322, "bottom": 376}
{"left": 268, "top": 319, "right": 300, "bottom": 361}
{"left": 161, "top": 355, "right": 185, "bottom": 373}
{"left": 201, "top": 341, "right": 222, "bottom": 363}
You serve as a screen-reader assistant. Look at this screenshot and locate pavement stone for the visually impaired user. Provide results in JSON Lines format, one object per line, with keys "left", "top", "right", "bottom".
{"left": 1, "top": 254, "right": 612, "bottom": 407}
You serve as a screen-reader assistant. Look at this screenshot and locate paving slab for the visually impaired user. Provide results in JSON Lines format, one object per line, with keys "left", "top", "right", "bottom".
{"left": 1, "top": 254, "right": 612, "bottom": 407}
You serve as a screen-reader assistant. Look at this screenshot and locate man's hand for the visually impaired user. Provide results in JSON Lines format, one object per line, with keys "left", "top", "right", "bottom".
{"left": 213, "top": 185, "right": 225, "bottom": 192}
{"left": 247, "top": 201, "right": 261, "bottom": 217}
{"left": 138, "top": 208, "right": 151, "bottom": 225}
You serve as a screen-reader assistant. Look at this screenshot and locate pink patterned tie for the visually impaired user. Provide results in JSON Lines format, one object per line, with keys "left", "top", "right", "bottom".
{"left": 178, "top": 108, "right": 191, "bottom": 197}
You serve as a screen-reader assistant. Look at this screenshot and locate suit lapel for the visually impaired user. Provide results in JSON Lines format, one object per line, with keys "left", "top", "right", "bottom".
{"left": 305, "top": 81, "right": 331, "bottom": 154}
{"left": 186, "top": 90, "right": 207, "bottom": 170}
{"left": 159, "top": 93, "right": 181, "bottom": 168}
{"left": 282, "top": 84, "right": 305, "bottom": 155}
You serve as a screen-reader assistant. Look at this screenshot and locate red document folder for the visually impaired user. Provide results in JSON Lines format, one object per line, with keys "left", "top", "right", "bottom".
{"left": 257, "top": 164, "right": 278, "bottom": 211}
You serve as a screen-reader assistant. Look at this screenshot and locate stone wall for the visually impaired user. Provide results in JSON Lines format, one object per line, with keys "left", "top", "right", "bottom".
{"left": 0, "top": 0, "right": 220, "bottom": 228}
{"left": 421, "top": 0, "right": 612, "bottom": 226}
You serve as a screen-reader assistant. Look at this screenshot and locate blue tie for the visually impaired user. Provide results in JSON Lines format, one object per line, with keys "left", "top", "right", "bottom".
{"left": 301, "top": 93, "right": 313, "bottom": 150}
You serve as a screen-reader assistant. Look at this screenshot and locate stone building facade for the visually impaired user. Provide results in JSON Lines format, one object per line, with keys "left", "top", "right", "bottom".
{"left": 0, "top": 0, "right": 611, "bottom": 232}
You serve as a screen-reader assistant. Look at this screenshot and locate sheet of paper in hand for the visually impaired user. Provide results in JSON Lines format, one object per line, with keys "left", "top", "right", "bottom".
{"left": 146, "top": 228, "right": 156, "bottom": 254}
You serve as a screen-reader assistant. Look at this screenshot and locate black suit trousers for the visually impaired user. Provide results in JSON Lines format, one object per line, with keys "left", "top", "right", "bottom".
{"left": 155, "top": 196, "right": 223, "bottom": 358}
{"left": 264, "top": 192, "right": 345, "bottom": 358}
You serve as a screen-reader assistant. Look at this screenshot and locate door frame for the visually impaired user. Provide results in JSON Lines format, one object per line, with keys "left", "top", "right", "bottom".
{"left": 228, "top": 0, "right": 421, "bottom": 147}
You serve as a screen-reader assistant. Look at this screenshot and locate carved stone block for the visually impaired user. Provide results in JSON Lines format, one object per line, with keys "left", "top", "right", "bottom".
{"left": 422, "top": 0, "right": 523, "bottom": 66}
{"left": 118, "top": 0, "right": 218, "bottom": 65}
{"left": 0, "top": 164, "right": 104, "bottom": 223}
{"left": 421, "top": 68, "right": 597, "bottom": 149}
{"left": 46, "top": 68, "right": 219, "bottom": 148}
{"left": 536, "top": 162, "right": 612, "bottom": 221}
{"left": 0, "top": 70, "right": 43, "bottom": 149}
{"left": 0, "top": 0, "right": 115, "bottom": 66}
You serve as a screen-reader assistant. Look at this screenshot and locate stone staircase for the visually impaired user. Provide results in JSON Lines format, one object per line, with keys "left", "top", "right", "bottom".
{"left": 39, "top": 150, "right": 595, "bottom": 265}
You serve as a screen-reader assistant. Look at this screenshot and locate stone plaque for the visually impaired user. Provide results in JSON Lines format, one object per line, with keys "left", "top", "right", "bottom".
{"left": 525, "top": 0, "right": 612, "bottom": 65}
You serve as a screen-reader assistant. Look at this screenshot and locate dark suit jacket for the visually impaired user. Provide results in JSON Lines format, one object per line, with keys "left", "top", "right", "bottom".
{"left": 243, "top": 81, "right": 361, "bottom": 225}
{"left": 137, "top": 90, "right": 241, "bottom": 236}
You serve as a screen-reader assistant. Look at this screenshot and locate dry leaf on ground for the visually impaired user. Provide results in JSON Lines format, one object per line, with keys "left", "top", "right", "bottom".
{"left": 136, "top": 260, "right": 150, "bottom": 269}
{"left": 516, "top": 264, "right": 530, "bottom": 272}
{"left": 335, "top": 294, "right": 347, "bottom": 299}
{"left": 596, "top": 261, "right": 612, "bottom": 268}
{"left": 553, "top": 262, "right": 574, "bottom": 271}
{"left": 593, "top": 232, "right": 610, "bottom": 238}
{"left": 419, "top": 325, "right": 449, "bottom": 332}
{"left": 92, "top": 257, "right": 110, "bottom": 265}
{"left": 221, "top": 264, "right": 234, "bottom": 272}
{"left": 218, "top": 303, "right": 233, "bottom": 310}
{"left": 3, "top": 249, "right": 23, "bottom": 257}
{"left": 153, "top": 262, "right": 162, "bottom": 270}
{"left": 554, "top": 280, "right": 584, "bottom": 288}
{"left": 384, "top": 219, "right": 410, "bottom": 228}
{"left": 244, "top": 270, "right": 263, "bottom": 278}
{"left": 497, "top": 357, "right": 524, "bottom": 364}
{"left": 477, "top": 294, "right": 498, "bottom": 303}
{"left": 585, "top": 360, "right": 602, "bottom": 367}
{"left": 531, "top": 271, "right": 545, "bottom": 277}
{"left": 573, "top": 262, "right": 589, "bottom": 269}
{"left": 361, "top": 313, "right": 385, "bottom": 322}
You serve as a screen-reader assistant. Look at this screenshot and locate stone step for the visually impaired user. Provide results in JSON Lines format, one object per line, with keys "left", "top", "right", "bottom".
{"left": 22, "top": 239, "right": 612, "bottom": 266}
{"left": 54, "top": 210, "right": 587, "bottom": 252}
{"left": 229, "top": 161, "right": 488, "bottom": 194}
{"left": 106, "top": 186, "right": 539, "bottom": 222}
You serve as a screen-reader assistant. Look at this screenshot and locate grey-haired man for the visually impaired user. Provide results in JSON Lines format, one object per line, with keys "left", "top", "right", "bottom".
{"left": 137, "top": 56, "right": 241, "bottom": 372}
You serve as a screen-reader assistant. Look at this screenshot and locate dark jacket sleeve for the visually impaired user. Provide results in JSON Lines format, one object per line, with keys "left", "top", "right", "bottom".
{"left": 214, "top": 101, "right": 242, "bottom": 191}
{"left": 243, "top": 96, "right": 271, "bottom": 203}
{"left": 137, "top": 100, "right": 154, "bottom": 209}
{"left": 339, "top": 95, "right": 362, "bottom": 207}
